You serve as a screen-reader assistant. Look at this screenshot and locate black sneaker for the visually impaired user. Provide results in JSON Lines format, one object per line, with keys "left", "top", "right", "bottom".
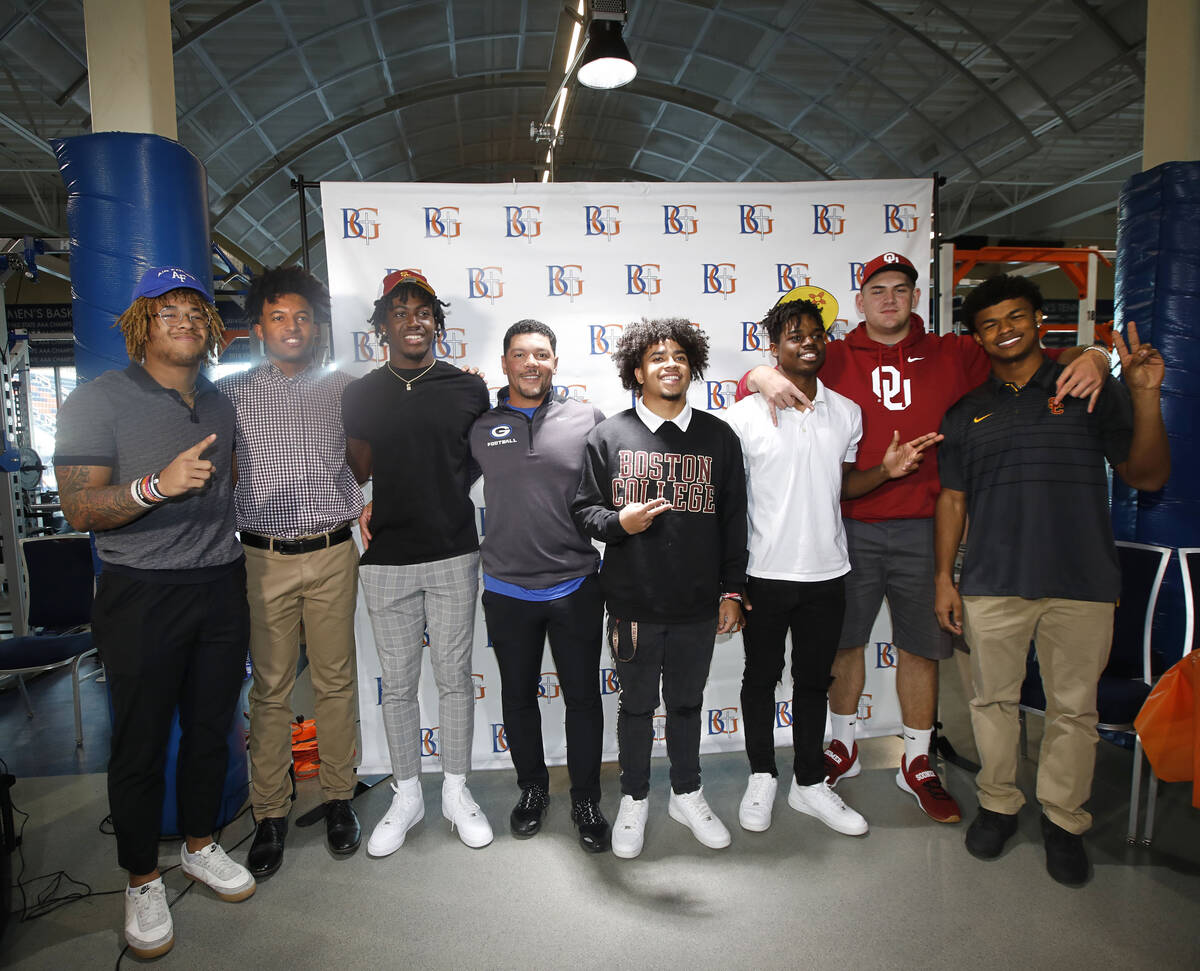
{"left": 1041, "top": 814, "right": 1090, "bottom": 886}
{"left": 509, "top": 785, "right": 549, "bottom": 838}
{"left": 570, "top": 798, "right": 611, "bottom": 854}
{"left": 964, "top": 807, "right": 1019, "bottom": 860}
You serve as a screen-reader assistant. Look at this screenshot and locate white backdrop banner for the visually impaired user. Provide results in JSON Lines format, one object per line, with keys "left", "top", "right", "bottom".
{"left": 320, "top": 179, "right": 933, "bottom": 775}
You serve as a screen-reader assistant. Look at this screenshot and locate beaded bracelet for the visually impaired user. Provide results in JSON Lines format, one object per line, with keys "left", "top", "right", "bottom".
{"left": 720, "top": 592, "right": 743, "bottom": 603}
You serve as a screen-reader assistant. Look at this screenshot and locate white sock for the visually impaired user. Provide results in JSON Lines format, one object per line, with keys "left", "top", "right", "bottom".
{"left": 442, "top": 772, "right": 466, "bottom": 791}
{"left": 830, "top": 712, "right": 857, "bottom": 753}
{"left": 396, "top": 776, "right": 421, "bottom": 797}
{"left": 903, "top": 725, "right": 933, "bottom": 766}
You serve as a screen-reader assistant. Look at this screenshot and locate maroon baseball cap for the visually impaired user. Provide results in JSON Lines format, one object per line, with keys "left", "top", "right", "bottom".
{"left": 381, "top": 268, "right": 436, "bottom": 299}
{"left": 860, "top": 252, "right": 919, "bottom": 286}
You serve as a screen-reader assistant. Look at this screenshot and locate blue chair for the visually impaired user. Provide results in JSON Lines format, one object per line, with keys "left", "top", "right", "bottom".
{"left": 0, "top": 534, "right": 101, "bottom": 747}
{"left": 1019, "top": 540, "right": 1171, "bottom": 843}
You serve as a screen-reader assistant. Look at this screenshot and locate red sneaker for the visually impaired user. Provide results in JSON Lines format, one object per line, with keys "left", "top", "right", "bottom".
{"left": 896, "top": 754, "right": 961, "bottom": 823}
{"left": 823, "top": 739, "right": 861, "bottom": 787}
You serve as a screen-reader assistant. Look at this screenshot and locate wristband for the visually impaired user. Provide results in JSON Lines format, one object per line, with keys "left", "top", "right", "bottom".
{"left": 130, "top": 479, "right": 152, "bottom": 508}
{"left": 145, "top": 472, "right": 168, "bottom": 501}
{"left": 720, "top": 592, "right": 743, "bottom": 603}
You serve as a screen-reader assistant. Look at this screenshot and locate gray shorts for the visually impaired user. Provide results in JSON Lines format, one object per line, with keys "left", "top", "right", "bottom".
{"left": 838, "top": 517, "right": 953, "bottom": 661}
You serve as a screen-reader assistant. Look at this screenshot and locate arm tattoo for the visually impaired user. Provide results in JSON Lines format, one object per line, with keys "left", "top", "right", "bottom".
{"left": 57, "top": 465, "right": 153, "bottom": 532}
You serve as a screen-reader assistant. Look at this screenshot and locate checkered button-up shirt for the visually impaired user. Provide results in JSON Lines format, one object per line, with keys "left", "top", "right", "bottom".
{"left": 218, "top": 362, "right": 363, "bottom": 538}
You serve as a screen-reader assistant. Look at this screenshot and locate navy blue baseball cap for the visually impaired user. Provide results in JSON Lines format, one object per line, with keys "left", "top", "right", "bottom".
{"left": 133, "top": 266, "right": 213, "bottom": 302}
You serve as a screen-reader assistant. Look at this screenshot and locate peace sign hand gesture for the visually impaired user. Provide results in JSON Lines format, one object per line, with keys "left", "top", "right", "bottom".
{"left": 1114, "top": 321, "right": 1165, "bottom": 394}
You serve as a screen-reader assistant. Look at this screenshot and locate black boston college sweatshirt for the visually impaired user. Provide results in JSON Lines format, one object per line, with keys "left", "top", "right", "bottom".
{"left": 572, "top": 408, "right": 747, "bottom": 624}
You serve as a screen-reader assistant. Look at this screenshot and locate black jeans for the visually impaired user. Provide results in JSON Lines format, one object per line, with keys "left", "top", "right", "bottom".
{"left": 94, "top": 563, "right": 250, "bottom": 875}
{"left": 741, "top": 576, "right": 845, "bottom": 786}
{"left": 481, "top": 575, "right": 604, "bottom": 803}
{"left": 610, "top": 615, "right": 718, "bottom": 799}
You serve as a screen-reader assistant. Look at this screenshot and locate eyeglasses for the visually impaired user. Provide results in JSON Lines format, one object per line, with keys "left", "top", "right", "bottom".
{"left": 155, "top": 309, "right": 207, "bottom": 325}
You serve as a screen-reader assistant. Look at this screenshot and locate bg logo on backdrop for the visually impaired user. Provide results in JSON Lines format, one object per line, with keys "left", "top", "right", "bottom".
{"left": 705, "top": 380, "right": 738, "bottom": 410}
{"left": 876, "top": 642, "right": 897, "bottom": 668}
{"left": 467, "top": 266, "right": 504, "bottom": 302}
{"left": 663, "top": 204, "right": 700, "bottom": 236}
{"left": 626, "top": 263, "right": 661, "bottom": 298}
{"left": 857, "top": 694, "right": 873, "bottom": 722}
{"left": 491, "top": 724, "right": 508, "bottom": 753}
{"left": 505, "top": 205, "right": 542, "bottom": 240}
{"left": 342, "top": 207, "right": 380, "bottom": 243}
{"left": 776, "top": 262, "right": 810, "bottom": 291}
{"left": 434, "top": 327, "right": 468, "bottom": 360}
{"left": 813, "top": 204, "right": 845, "bottom": 236}
{"left": 589, "top": 324, "right": 624, "bottom": 355}
{"left": 548, "top": 264, "right": 584, "bottom": 300}
{"left": 739, "top": 204, "right": 773, "bottom": 237}
{"left": 553, "top": 383, "right": 589, "bottom": 402}
{"left": 775, "top": 700, "right": 792, "bottom": 728}
{"left": 537, "top": 672, "right": 561, "bottom": 701}
{"left": 424, "top": 206, "right": 461, "bottom": 239}
{"left": 707, "top": 707, "right": 740, "bottom": 735}
{"left": 884, "top": 203, "right": 919, "bottom": 234}
{"left": 652, "top": 714, "right": 667, "bottom": 742}
{"left": 585, "top": 205, "right": 621, "bottom": 238}
{"left": 741, "top": 321, "right": 771, "bottom": 354}
{"left": 472, "top": 673, "right": 486, "bottom": 701}
{"left": 352, "top": 330, "right": 386, "bottom": 363}
{"left": 600, "top": 668, "right": 621, "bottom": 694}
{"left": 420, "top": 726, "right": 441, "bottom": 757}
{"left": 702, "top": 263, "right": 736, "bottom": 297}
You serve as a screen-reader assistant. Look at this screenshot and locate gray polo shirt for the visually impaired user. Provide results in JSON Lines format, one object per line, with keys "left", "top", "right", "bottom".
{"left": 54, "top": 364, "right": 242, "bottom": 578}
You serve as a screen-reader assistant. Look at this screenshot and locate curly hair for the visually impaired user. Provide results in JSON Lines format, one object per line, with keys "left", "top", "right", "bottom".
{"left": 960, "top": 273, "right": 1043, "bottom": 334}
{"left": 245, "top": 265, "right": 330, "bottom": 323}
{"left": 762, "top": 298, "right": 825, "bottom": 346}
{"left": 369, "top": 281, "right": 448, "bottom": 344}
{"left": 612, "top": 317, "right": 710, "bottom": 394}
{"left": 116, "top": 289, "right": 225, "bottom": 363}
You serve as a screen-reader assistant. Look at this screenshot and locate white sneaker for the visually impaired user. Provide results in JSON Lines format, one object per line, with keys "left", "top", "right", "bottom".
{"left": 788, "top": 778, "right": 869, "bottom": 836}
{"left": 611, "top": 795, "right": 649, "bottom": 859}
{"left": 738, "top": 773, "right": 778, "bottom": 832}
{"left": 180, "top": 842, "right": 256, "bottom": 901}
{"left": 442, "top": 780, "right": 493, "bottom": 848}
{"left": 124, "top": 877, "right": 173, "bottom": 959}
{"left": 367, "top": 780, "right": 425, "bottom": 857}
{"left": 668, "top": 787, "right": 731, "bottom": 849}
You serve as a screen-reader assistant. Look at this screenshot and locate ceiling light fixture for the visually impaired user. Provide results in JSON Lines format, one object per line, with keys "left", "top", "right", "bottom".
{"left": 578, "top": 1, "right": 636, "bottom": 90}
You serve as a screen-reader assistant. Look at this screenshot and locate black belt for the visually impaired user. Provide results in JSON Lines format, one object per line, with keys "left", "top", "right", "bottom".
{"left": 240, "top": 524, "right": 353, "bottom": 555}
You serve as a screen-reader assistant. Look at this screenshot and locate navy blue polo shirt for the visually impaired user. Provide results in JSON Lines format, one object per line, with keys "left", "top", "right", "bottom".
{"left": 938, "top": 357, "right": 1133, "bottom": 603}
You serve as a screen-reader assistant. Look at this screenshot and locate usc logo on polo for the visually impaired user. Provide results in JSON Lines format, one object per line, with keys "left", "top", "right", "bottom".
{"left": 434, "top": 327, "right": 468, "bottom": 360}
{"left": 424, "top": 206, "right": 461, "bottom": 239}
{"left": 739, "top": 204, "right": 773, "bottom": 237}
{"left": 505, "top": 206, "right": 542, "bottom": 240}
{"left": 547, "top": 264, "right": 584, "bottom": 300}
{"left": 702, "top": 263, "right": 736, "bottom": 297}
{"left": 776, "top": 263, "right": 810, "bottom": 291}
{"left": 341, "top": 207, "right": 379, "bottom": 243}
{"left": 885, "top": 204, "right": 919, "bottom": 233}
{"left": 707, "top": 707, "right": 740, "bottom": 735}
{"left": 663, "top": 204, "right": 699, "bottom": 236}
{"left": 813, "top": 204, "right": 845, "bottom": 236}
{"left": 467, "top": 266, "right": 504, "bottom": 302}
{"left": 626, "top": 263, "right": 661, "bottom": 298}
{"left": 585, "top": 205, "right": 621, "bottom": 238}
{"left": 589, "top": 324, "right": 624, "bottom": 356}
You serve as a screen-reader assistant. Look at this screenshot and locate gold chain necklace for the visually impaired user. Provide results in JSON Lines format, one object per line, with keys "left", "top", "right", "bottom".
{"left": 387, "top": 360, "right": 437, "bottom": 391}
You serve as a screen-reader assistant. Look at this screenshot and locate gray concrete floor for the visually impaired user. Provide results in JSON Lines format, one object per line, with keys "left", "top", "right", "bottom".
{"left": 2, "top": 655, "right": 1198, "bottom": 969}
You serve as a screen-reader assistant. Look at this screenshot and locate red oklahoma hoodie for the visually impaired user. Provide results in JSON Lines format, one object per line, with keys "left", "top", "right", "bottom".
{"left": 737, "top": 314, "right": 993, "bottom": 522}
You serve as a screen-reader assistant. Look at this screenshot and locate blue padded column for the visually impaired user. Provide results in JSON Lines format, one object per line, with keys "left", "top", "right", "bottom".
{"left": 52, "top": 132, "right": 212, "bottom": 382}
{"left": 1113, "top": 160, "right": 1200, "bottom": 662}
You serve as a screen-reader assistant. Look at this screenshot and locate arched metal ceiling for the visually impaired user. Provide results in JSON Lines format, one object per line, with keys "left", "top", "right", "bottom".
{"left": 0, "top": 0, "right": 1148, "bottom": 283}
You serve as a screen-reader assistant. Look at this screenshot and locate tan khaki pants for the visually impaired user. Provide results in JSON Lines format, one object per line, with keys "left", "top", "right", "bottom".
{"left": 245, "top": 538, "right": 360, "bottom": 816}
{"left": 963, "top": 596, "right": 1113, "bottom": 834}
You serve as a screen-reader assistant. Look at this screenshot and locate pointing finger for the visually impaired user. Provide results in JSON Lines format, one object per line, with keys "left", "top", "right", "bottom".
{"left": 186, "top": 434, "right": 218, "bottom": 456}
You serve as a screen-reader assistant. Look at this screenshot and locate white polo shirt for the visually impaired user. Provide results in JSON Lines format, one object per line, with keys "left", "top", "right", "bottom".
{"left": 724, "top": 379, "right": 861, "bottom": 582}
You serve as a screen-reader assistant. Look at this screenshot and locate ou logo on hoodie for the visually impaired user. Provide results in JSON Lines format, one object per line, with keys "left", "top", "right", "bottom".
{"left": 872, "top": 365, "right": 911, "bottom": 411}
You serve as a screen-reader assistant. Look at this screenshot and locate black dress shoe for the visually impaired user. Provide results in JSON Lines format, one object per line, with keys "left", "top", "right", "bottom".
{"left": 247, "top": 817, "right": 287, "bottom": 877}
{"left": 326, "top": 799, "right": 361, "bottom": 855}
{"left": 509, "top": 785, "right": 549, "bottom": 838}
{"left": 571, "top": 798, "right": 610, "bottom": 854}
{"left": 1041, "top": 814, "right": 1089, "bottom": 886}
{"left": 964, "top": 807, "right": 1018, "bottom": 860}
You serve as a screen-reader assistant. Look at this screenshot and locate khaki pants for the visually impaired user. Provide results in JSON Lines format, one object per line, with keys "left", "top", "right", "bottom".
{"left": 962, "top": 596, "right": 1113, "bottom": 834}
{"left": 245, "top": 537, "right": 360, "bottom": 817}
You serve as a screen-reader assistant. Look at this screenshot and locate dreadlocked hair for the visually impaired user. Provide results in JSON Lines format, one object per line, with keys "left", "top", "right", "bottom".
{"left": 116, "top": 290, "right": 226, "bottom": 363}
{"left": 369, "top": 281, "right": 448, "bottom": 344}
{"left": 762, "top": 298, "right": 825, "bottom": 346}
{"left": 612, "top": 317, "right": 710, "bottom": 393}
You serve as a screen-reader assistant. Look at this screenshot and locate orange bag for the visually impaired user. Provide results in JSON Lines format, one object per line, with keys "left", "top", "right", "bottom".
{"left": 290, "top": 717, "right": 320, "bottom": 781}
{"left": 1134, "top": 653, "right": 1199, "bottom": 808}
